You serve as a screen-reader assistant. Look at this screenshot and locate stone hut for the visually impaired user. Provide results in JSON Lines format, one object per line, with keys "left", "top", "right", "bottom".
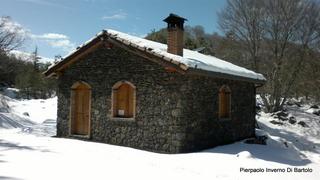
{"left": 45, "top": 14, "right": 265, "bottom": 153}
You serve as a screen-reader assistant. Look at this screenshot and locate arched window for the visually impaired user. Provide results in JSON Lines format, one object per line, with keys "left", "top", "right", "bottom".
{"left": 219, "top": 85, "right": 231, "bottom": 119}
{"left": 112, "top": 81, "right": 136, "bottom": 118}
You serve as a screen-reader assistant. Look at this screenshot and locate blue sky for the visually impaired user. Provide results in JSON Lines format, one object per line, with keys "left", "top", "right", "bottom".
{"left": 0, "top": 0, "right": 226, "bottom": 60}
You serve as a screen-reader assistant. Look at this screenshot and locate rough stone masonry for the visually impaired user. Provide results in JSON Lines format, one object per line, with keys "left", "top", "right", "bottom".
{"left": 56, "top": 44, "right": 256, "bottom": 153}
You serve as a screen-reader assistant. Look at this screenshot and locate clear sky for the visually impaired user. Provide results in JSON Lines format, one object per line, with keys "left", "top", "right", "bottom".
{"left": 0, "top": 0, "right": 226, "bottom": 60}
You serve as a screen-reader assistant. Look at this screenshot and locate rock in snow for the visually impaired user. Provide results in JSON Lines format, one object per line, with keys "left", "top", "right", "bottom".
{"left": 298, "top": 121, "right": 309, "bottom": 128}
{"left": 270, "top": 120, "right": 284, "bottom": 125}
{"left": 289, "top": 116, "right": 297, "bottom": 124}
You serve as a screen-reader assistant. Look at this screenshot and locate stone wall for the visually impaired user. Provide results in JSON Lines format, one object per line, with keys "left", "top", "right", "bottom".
{"left": 178, "top": 76, "right": 256, "bottom": 152}
{"left": 56, "top": 43, "right": 256, "bottom": 153}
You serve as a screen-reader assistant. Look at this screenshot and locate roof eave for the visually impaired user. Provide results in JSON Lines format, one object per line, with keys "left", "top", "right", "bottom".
{"left": 186, "top": 68, "right": 266, "bottom": 84}
{"left": 44, "top": 32, "right": 106, "bottom": 77}
{"left": 43, "top": 29, "right": 266, "bottom": 85}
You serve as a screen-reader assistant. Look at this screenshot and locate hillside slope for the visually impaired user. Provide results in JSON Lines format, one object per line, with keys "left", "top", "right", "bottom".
{"left": 0, "top": 89, "right": 56, "bottom": 136}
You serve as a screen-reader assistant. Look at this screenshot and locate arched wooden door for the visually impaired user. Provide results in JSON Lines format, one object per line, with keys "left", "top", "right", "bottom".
{"left": 70, "top": 82, "right": 91, "bottom": 136}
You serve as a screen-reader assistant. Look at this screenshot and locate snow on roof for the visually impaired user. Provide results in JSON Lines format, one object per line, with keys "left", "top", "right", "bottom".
{"left": 50, "top": 29, "right": 265, "bottom": 81}
{"left": 105, "top": 29, "right": 266, "bottom": 81}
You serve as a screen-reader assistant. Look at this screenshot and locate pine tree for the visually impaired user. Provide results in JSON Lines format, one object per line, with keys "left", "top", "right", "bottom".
{"left": 32, "top": 46, "right": 40, "bottom": 72}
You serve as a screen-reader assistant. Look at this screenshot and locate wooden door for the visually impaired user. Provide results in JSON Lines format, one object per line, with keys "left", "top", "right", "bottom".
{"left": 71, "top": 83, "right": 91, "bottom": 135}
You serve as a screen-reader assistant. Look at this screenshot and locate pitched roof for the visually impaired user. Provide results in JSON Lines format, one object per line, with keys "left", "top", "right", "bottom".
{"left": 163, "top": 13, "right": 187, "bottom": 23}
{"left": 44, "top": 29, "right": 266, "bottom": 83}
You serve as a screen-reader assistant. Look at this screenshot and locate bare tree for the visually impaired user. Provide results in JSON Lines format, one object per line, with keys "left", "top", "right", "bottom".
{"left": 219, "top": 0, "right": 265, "bottom": 71}
{"left": 260, "top": 0, "right": 305, "bottom": 111}
{"left": 280, "top": 1, "right": 320, "bottom": 107}
{"left": 219, "top": 0, "right": 320, "bottom": 112}
{"left": 0, "top": 16, "right": 25, "bottom": 52}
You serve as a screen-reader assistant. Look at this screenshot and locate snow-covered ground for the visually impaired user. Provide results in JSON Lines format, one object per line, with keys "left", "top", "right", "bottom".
{"left": 0, "top": 88, "right": 56, "bottom": 136}
{"left": 1, "top": 90, "right": 320, "bottom": 180}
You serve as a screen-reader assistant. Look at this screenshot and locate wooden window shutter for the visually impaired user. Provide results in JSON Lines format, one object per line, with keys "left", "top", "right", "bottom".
{"left": 127, "top": 85, "right": 134, "bottom": 117}
{"left": 112, "top": 81, "right": 135, "bottom": 118}
{"left": 219, "top": 85, "right": 231, "bottom": 119}
{"left": 219, "top": 91, "right": 226, "bottom": 118}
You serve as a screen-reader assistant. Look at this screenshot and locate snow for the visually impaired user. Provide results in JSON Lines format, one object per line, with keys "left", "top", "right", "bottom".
{"left": 50, "top": 29, "right": 265, "bottom": 81}
{"left": 0, "top": 90, "right": 57, "bottom": 136}
{"left": 45, "top": 31, "right": 104, "bottom": 72}
{"left": 7, "top": 97, "right": 57, "bottom": 124}
{"left": 2, "top": 88, "right": 19, "bottom": 99}
{"left": 1, "top": 91, "right": 320, "bottom": 180}
{"left": 105, "top": 29, "right": 265, "bottom": 81}
{"left": 1, "top": 126, "right": 319, "bottom": 180}
{"left": 62, "top": 31, "right": 104, "bottom": 60}
{"left": 9, "top": 50, "right": 54, "bottom": 63}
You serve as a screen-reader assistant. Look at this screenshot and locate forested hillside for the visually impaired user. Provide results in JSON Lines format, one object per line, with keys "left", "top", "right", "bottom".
{"left": 0, "top": 16, "right": 56, "bottom": 99}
